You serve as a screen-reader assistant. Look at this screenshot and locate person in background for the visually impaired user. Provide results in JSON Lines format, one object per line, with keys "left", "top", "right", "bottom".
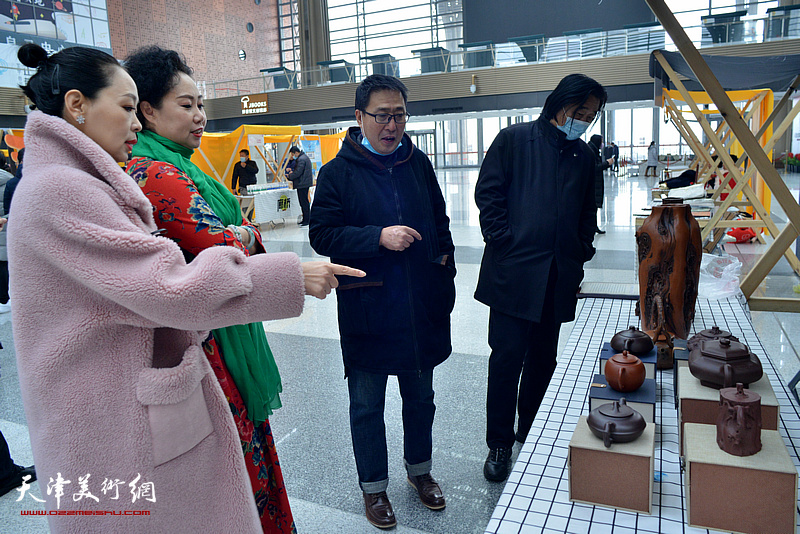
{"left": 232, "top": 148, "right": 258, "bottom": 195}
{"left": 3, "top": 148, "right": 22, "bottom": 216}
{"left": 310, "top": 74, "right": 455, "bottom": 530}
{"left": 645, "top": 141, "right": 658, "bottom": 177}
{"left": 0, "top": 155, "right": 13, "bottom": 305}
{"left": 611, "top": 141, "right": 620, "bottom": 173}
{"left": 0, "top": 429, "right": 35, "bottom": 498}
{"left": 286, "top": 146, "right": 312, "bottom": 226}
{"left": 588, "top": 134, "right": 613, "bottom": 235}
{"left": 475, "top": 73, "right": 603, "bottom": 482}
{"left": 10, "top": 42, "right": 358, "bottom": 533}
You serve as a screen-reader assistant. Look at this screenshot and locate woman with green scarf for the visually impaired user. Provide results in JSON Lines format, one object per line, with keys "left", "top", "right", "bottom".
{"left": 124, "top": 46, "right": 343, "bottom": 534}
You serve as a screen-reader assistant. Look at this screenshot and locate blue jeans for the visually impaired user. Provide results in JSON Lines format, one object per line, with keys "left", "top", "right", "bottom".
{"left": 347, "top": 368, "right": 435, "bottom": 494}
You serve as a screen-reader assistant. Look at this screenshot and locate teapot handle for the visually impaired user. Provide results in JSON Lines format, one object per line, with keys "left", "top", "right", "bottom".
{"left": 649, "top": 295, "right": 674, "bottom": 348}
{"left": 735, "top": 405, "right": 745, "bottom": 428}
{"left": 603, "top": 421, "right": 615, "bottom": 448}
{"left": 723, "top": 363, "right": 734, "bottom": 389}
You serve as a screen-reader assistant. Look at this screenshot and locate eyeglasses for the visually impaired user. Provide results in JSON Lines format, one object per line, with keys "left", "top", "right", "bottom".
{"left": 362, "top": 111, "right": 410, "bottom": 124}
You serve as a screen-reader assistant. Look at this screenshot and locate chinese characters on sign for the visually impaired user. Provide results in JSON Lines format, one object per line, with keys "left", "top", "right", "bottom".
{"left": 17, "top": 472, "right": 156, "bottom": 509}
{"left": 240, "top": 94, "right": 269, "bottom": 115}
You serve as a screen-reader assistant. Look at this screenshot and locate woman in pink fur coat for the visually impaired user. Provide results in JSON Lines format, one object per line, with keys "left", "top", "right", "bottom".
{"left": 7, "top": 43, "right": 361, "bottom": 533}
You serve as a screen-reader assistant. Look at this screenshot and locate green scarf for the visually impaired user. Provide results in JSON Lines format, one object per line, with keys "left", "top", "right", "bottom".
{"left": 132, "top": 130, "right": 282, "bottom": 424}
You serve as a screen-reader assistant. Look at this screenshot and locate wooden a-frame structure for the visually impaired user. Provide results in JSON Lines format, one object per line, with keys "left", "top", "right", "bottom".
{"left": 647, "top": 0, "right": 800, "bottom": 312}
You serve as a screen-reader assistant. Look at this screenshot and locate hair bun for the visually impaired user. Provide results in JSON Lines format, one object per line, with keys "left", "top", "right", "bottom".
{"left": 18, "top": 43, "right": 49, "bottom": 68}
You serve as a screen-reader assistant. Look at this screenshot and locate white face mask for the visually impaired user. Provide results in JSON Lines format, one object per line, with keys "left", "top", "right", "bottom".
{"left": 556, "top": 116, "right": 591, "bottom": 141}
{"left": 240, "top": 156, "right": 247, "bottom": 162}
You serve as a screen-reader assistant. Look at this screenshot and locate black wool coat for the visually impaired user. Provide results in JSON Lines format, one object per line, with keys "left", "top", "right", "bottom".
{"left": 309, "top": 127, "right": 455, "bottom": 375}
{"left": 474, "top": 115, "right": 597, "bottom": 324}
{"left": 288, "top": 152, "right": 314, "bottom": 189}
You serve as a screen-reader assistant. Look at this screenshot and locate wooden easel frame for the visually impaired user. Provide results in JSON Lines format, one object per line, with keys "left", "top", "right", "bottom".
{"left": 647, "top": 0, "right": 800, "bottom": 312}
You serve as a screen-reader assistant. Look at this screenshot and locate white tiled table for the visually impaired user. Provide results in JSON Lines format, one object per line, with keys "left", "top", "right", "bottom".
{"left": 486, "top": 296, "right": 800, "bottom": 534}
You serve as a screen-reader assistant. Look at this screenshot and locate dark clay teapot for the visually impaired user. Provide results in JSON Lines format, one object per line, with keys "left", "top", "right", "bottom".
{"left": 687, "top": 325, "right": 740, "bottom": 352}
{"left": 716, "top": 383, "right": 762, "bottom": 457}
{"left": 604, "top": 350, "right": 646, "bottom": 392}
{"left": 610, "top": 326, "right": 654, "bottom": 356}
{"left": 688, "top": 338, "right": 763, "bottom": 389}
{"left": 587, "top": 398, "right": 647, "bottom": 448}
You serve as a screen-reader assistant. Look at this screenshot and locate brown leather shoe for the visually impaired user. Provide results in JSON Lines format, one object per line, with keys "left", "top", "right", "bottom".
{"left": 407, "top": 473, "right": 446, "bottom": 510}
{"left": 363, "top": 491, "right": 396, "bottom": 529}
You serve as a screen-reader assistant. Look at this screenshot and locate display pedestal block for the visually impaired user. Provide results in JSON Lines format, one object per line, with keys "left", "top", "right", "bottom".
{"left": 569, "top": 416, "right": 654, "bottom": 514}
{"left": 599, "top": 342, "right": 656, "bottom": 379}
{"left": 589, "top": 374, "right": 656, "bottom": 423}
{"left": 684, "top": 423, "right": 797, "bottom": 533}
{"left": 672, "top": 338, "right": 689, "bottom": 407}
{"left": 678, "top": 366, "right": 778, "bottom": 454}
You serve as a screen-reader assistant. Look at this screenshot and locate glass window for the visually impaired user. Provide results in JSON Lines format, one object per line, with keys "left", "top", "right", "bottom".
{"left": 326, "top": 0, "right": 463, "bottom": 67}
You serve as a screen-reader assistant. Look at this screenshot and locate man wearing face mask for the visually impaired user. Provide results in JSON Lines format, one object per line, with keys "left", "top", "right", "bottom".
{"left": 232, "top": 148, "right": 258, "bottom": 195}
{"left": 475, "top": 73, "right": 606, "bottom": 482}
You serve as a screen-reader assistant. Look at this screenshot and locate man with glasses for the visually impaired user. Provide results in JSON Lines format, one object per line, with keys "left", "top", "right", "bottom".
{"left": 310, "top": 74, "right": 455, "bottom": 530}
{"left": 475, "top": 73, "right": 606, "bottom": 482}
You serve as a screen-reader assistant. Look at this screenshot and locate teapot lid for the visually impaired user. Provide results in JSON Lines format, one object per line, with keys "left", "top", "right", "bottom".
{"left": 720, "top": 382, "right": 761, "bottom": 404}
{"left": 697, "top": 325, "right": 733, "bottom": 340}
{"left": 598, "top": 398, "right": 636, "bottom": 419}
{"left": 614, "top": 326, "right": 650, "bottom": 340}
{"left": 700, "top": 338, "right": 751, "bottom": 362}
{"left": 610, "top": 350, "right": 642, "bottom": 366}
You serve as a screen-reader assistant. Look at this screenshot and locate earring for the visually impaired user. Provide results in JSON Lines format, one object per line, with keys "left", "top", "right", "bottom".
{"left": 76, "top": 115, "right": 85, "bottom": 125}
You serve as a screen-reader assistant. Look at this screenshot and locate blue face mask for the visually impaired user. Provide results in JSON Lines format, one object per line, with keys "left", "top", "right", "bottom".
{"left": 361, "top": 135, "right": 402, "bottom": 155}
{"left": 556, "top": 116, "right": 591, "bottom": 141}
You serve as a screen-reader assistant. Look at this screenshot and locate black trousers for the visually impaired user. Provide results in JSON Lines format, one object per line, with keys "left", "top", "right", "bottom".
{"left": 296, "top": 187, "right": 310, "bottom": 224}
{"left": 0, "top": 431, "right": 14, "bottom": 479}
{"left": 486, "top": 267, "right": 560, "bottom": 449}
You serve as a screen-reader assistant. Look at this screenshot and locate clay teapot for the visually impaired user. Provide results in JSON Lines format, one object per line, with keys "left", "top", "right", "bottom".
{"left": 716, "top": 383, "right": 762, "bottom": 457}
{"left": 687, "top": 325, "right": 739, "bottom": 352}
{"left": 587, "top": 398, "right": 647, "bottom": 448}
{"left": 605, "top": 350, "right": 646, "bottom": 392}
{"left": 688, "top": 338, "right": 763, "bottom": 389}
{"left": 610, "top": 326, "right": 654, "bottom": 356}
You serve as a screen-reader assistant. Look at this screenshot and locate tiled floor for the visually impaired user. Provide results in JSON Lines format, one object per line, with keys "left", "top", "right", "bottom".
{"left": 1, "top": 168, "right": 798, "bottom": 533}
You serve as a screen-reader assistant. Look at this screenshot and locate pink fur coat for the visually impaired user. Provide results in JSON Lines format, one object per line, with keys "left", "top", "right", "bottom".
{"left": 8, "top": 111, "right": 305, "bottom": 533}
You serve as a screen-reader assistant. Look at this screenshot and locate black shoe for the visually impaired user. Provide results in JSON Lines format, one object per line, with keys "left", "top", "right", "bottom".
{"left": 299, "top": 221, "right": 309, "bottom": 227}
{"left": 595, "top": 228, "right": 606, "bottom": 235}
{"left": 483, "top": 447, "right": 512, "bottom": 481}
{"left": 0, "top": 464, "right": 36, "bottom": 498}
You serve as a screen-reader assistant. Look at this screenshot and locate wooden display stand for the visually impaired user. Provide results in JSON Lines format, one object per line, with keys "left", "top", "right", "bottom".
{"left": 684, "top": 423, "right": 797, "bottom": 533}
{"left": 646, "top": 0, "right": 800, "bottom": 313}
{"left": 678, "top": 366, "right": 779, "bottom": 454}
{"left": 569, "top": 416, "right": 655, "bottom": 514}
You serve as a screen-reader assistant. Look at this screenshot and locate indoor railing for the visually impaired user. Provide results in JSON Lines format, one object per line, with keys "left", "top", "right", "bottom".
{"left": 201, "top": 10, "right": 800, "bottom": 99}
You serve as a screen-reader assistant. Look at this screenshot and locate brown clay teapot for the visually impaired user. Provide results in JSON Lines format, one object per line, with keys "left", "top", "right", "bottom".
{"left": 716, "top": 383, "right": 762, "bottom": 456}
{"left": 587, "top": 398, "right": 647, "bottom": 448}
{"left": 604, "top": 350, "right": 646, "bottom": 392}
{"left": 610, "top": 326, "right": 654, "bottom": 356}
{"left": 688, "top": 338, "right": 763, "bottom": 389}
{"left": 687, "top": 325, "right": 739, "bottom": 352}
